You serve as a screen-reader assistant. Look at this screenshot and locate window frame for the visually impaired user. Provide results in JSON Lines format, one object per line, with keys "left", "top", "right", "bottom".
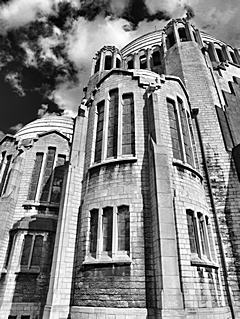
{"left": 186, "top": 209, "right": 213, "bottom": 263}
{"left": 0, "top": 153, "right": 12, "bottom": 196}
{"left": 20, "top": 232, "right": 45, "bottom": 272}
{"left": 167, "top": 96, "right": 195, "bottom": 167}
{"left": 93, "top": 89, "right": 136, "bottom": 164}
{"left": 86, "top": 205, "right": 131, "bottom": 263}
{"left": 27, "top": 147, "right": 66, "bottom": 205}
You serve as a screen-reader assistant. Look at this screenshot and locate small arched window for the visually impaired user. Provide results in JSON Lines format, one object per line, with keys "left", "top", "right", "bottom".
{"left": 127, "top": 58, "right": 134, "bottom": 69}
{"left": 94, "top": 57, "right": 100, "bottom": 73}
{"left": 230, "top": 51, "right": 238, "bottom": 64}
{"left": 104, "top": 55, "right": 112, "bottom": 70}
{"left": 178, "top": 27, "right": 188, "bottom": 42}
{"left": 139, "top": 54, "right": 147, "bottom": 69}
{"left": 216, "top": 47, "right": 225, "bottom": 62}
{"left": 166, "top": 31, "right": 175, "bottom": 49}
{"left": 116, "top": 57, "right": 121, "bottom": 68}
{"left": 152, "top": 50, "right": 161, "bottom": 67}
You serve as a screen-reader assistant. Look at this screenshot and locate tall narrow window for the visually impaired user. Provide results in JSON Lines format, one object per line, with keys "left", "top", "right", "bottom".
{"left": 102, "top": 207, "right": 113, "bottom": 252}
{"left": 0, "top": 151, "right": 6, "bottom": 173}
{"left": 116, "top": 58, "right": 121, "bottom": 68}
{"left": 178, "top": 98, "right": 194, "bottom": 166}
{"left": 90, "top": 209, "right": 98, "bottom": 256}
{"left": 198, "top": 213, "right": 208, "bottom": 256}
{"left": 21, "top": 234, "right": 43, "bottom": 269}
{"left": 4, "top": 232, "right": 14, "bottom": 268}
{"left": 0, "top": 155, "right": 12, "bottom": 196}
{"left": 21, "top": 234, "right": 33, "bottom": 267}
{"left": 216, "top": 48, "right": 225, "bottom": 62}
{"left": 166, "top": 31, "right": 175, "bottom": 49}
{"left": 127, "top": 58, "right": 134, "bottom": 69}
{"left": 178, "top": 27, "right": 188, "bottom": 42}
{"left": 230, "top": 51, "right": 238, "bottom": 64}
{"left": 186, "top": 210, "right": 198, "bottom": 254}
{"left": 28, "top": 153, "right": 44, "bottom": 200}
{"left": 107, "top": 89, "right": 118, "bottom": 158}
{"left": 95, "top": 101, "right": 105, "bottom": 163}
{"left": 50, "top": 155, "right": 66, "bottom": 204}
{"left": 31, "top": 235, "right": 43, "bottom": 266}
{"left": 122, "top": 93, "right": 135, "bottom": 155}
{"left": 40, "top": 147, "right": 56, "bottom": 202}
{"left": 152, "top": 50, "right": 161, "bottom": 67}
{"left": 117, "top": 206, "right": 130, "bottom": 251}
{"left": 140, "top": 54, "right": 147, "bottom": 69}
{"left": 94, "top": 57, "right": 100, "bottom": 73}
{"left": 167, "top": 99, "right": 183, "bottom": 160}
{"left": 104, "top": 55, "right": 112, "bottom": 70}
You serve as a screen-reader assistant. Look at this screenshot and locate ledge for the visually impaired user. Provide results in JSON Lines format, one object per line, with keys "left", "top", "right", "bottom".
{"left": 190, "top": 257, "right": 219, "bottom": 269}
{"left": 172, "top": 160, "right": 203, "bottom": 181}
{"left": 16, "top": 266, "right": 40, "bottom": 274}
{"left": 89, "top": 156, "right": 137, "bottom": 171}
{"left": 23, "top": 201, "right": 59, "bottom": 210}
{"left": 83, "top": 256, "right": 132, "bottom": 266}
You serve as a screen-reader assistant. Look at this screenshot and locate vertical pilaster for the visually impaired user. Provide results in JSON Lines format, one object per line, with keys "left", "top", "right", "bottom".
{"left": 42, "top": 109, "right": 88, "bottom": 319}
{"left": 148, "top": 91, "right": 184, "bottom": 318}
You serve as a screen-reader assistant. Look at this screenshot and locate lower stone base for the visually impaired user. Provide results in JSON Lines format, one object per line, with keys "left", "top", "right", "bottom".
{"left": 42, "top": 304, "right": 70, "bottom": 319}
{"left": 185, "top": 306, "right": 232, "bottom": 319}
{"left": 0, "top": 302, "right": 40, "bottom": 319}
{"left": 70, "top": 306, "right": 233, "bottom": 319}
{"left": 70, "top": 306, "right": 148, "bottom": 319}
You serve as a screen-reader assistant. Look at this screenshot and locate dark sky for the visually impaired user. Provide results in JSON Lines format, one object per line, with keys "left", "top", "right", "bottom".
{"left": 0, "top": 0, "right": 240, "bottom": 137}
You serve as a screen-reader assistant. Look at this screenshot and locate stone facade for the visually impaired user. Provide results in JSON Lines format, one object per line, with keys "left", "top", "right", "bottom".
{"left": 1, "top": 18, "right": 240, "bottom": 319}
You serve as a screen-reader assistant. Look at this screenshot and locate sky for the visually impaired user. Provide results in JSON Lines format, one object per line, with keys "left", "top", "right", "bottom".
{"left": 0, "top": 0, "right": 240, "bottom": 138}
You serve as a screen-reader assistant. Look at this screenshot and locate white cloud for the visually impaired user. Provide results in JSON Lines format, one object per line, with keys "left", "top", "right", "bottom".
{"left": 51, "top": 82, "right": 81, "bottom": 115}
{"left": 38, "top": 27, "right": 64, "bottom": 66}
{"left": 5, "top": 72, "right": 25, "bottom": 96}
{"left": 0, "top": 0, "right": 54, "bottom": 31}
{"left": 66, "top": 16, "right": 133, "bottom": 66}
{"left": 20, "top": 42, "right": 37, "bottom": 67}
{"left": 9, "top": 122, "right": 24, "bottom": 133}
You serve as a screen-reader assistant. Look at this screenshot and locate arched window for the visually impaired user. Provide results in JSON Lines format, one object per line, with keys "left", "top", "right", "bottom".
{"left": 166, "top": 31, "right": 175, "bottom": 49}
{"left": 230, "top": 51, "right": 238, "bottom": 64}
{"left": 116, "top": 57, "right": 121, "bottom": 68}
{"left": 104, "top": 55, "right": 112, "bottom": 70}
{"left": 94, "top": 57, "right": 100, "bottom": 73}
{"left": 139, "top": 53, "right": 147, "bottom": 69}
{"left": 216, "top": 47, "right": 225, "bottom": 62}
{"left": 127, "top": 57, "right": 134, "bottom": 69}
{"left": 152, "top": 50, "right": 161, "bottom": 67}
{"left": 178, "top": 27, "right": 188, "bottom": 42}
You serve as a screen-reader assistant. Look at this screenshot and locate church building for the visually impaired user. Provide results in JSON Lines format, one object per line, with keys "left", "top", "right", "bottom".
{"left": 1, "top": 18, "right": 240, "bottom": 319}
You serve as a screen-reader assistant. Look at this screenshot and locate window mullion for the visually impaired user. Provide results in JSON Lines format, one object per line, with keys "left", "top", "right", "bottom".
{"left": 97, "top": 208, "right": 103, "bottom": 258}
{"left": 112, "top": 206, "right": 118, "bottom": 257}
{"left": 28, "top": 234, "right": 35, "bottom": 269}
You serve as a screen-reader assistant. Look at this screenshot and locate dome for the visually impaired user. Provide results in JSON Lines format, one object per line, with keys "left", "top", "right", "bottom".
{"left": 121, "top": 30, "right": 163, "bottom": 58}
{"left": 14, "top": 115, "right": 74, "bottom": 141}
